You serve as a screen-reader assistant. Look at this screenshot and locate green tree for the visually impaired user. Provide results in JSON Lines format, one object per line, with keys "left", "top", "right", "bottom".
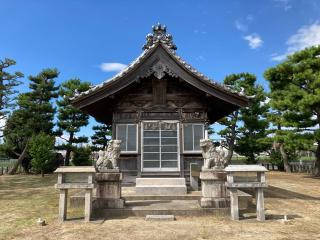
{"left": 218, "top": 73, "right": 269, "bottom": 164}
{"left": 29, "top": 133, "right": 55, "bottom": 177}
{"left": 0, "top": 58, "right": 23, "bottom": 134}
{"left": 265, "top": 109, "right": 313, "bottom": 172}
{"left": 91, "top": 123, "right": 112, "bottom": 151}
{"left": 6, "top": 68, "right": 59, "bottom": 174}
{"left": 56, "top": 79, "right": 90, "bottom": 166}
{"left": 264, "top": 45, "right": 320, "bottom": 176}
{"left": 72, "top": 146, "right": 92, "bottom": 166}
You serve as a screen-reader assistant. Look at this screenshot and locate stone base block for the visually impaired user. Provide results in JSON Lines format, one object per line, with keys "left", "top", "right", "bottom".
{"left": 96, "top": 172, "right": 122, "bottom": 199}
{"left": 136, "top": 178, "right": 187, "bottom": 196}
{"left": 94, "top": 198, "right": 125, "bottom": 209}
{"left": 200, "top": 197, "right": 230, "bottom": 208}
{"left": 145, "top": 215, "right": 175, "bottom": 221}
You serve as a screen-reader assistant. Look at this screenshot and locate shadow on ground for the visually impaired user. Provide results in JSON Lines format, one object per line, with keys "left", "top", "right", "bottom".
{"left": 243, "top": 185, "right": 320, "bottom": 200}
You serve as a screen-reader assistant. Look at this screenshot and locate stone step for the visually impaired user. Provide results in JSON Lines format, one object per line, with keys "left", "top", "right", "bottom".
{"left": 145, "top": 215, "right": 175, "bottom": 221}
{"left": 124, "top": 195, "right": 201, "bottom": 201}
{"left": 136, "top": 178, "right": 186, "bottom": 186}
{"left": 136, "top": 177, "right": 187, "bottom": 195}
{"left": 136, "top": 186, "right": 187, "bottom": 195}
{"left": 93, "top": 208, "right": 229, "bottom": 218}
{"left": 92, "top": 200, "right": 229, "bottom": 218}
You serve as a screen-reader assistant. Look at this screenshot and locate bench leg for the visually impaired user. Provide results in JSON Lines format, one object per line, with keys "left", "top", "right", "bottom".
{"left": 230, "top": 189, "right": 239, "bottom": 220}
{"left": 84, "top": 189, "right": 92, "bottom": 222}
{"left": 58, "top": 189, "right": 68, "bottom": 221}
{"left": 256, "top": 188, "right": 265, "bottom": 221}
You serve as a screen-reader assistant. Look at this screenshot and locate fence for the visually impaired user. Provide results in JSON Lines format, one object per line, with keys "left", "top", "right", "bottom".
{"left": 289, "top": 161, "right": 315, "bottom": 173}
{"left": 261, "top": 161, "right": 315, "bottom": 173}
{"left": 0, "top": 158, "right": 18, "bottom": 175}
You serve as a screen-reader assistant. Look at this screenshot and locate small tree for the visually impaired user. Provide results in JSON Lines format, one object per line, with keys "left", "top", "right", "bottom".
{"left": 56, "top": 78, "right": 90, "bottom": 166}
{"left": 91, "top": 124, "right": 112, "bottom": 151}
{"left": 29, "top": 133, "right": 55, "bottom": 177}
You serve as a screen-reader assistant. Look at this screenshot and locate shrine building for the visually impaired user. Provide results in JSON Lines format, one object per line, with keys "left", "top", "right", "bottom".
{"left": 72, "top": 24, "right": 249, "bottom": 180}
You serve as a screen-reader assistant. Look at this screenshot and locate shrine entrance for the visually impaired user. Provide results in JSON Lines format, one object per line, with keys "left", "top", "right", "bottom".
{"left": 142, "top": 121, "right": 180, "bottom": 172}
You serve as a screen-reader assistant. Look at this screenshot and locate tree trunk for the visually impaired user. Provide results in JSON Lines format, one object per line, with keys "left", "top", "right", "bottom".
{"left": 314, "top": 141, "right": 320, "bottom": 177}
{"left": 225, "top": 111, "right": 239, "bottom": 166}
{"left": 41, "top": 170, "right": 44, "bottom": 177}
{"left": 64, "top": 132, "right": 74, "bottom": 166}
{"left": 65, "top": 148, "right": 71, "bottom": 166}
{"left": 225, "top": 143, "right": 234, "bottom": 166}
{"left": 279, "top": 143, "right": 291, "bottom": 173}
{"left": 8, "top": 144, "right": 28, "bottom": 175}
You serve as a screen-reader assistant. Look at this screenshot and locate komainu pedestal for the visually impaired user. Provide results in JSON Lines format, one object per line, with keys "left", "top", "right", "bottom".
{"left": 95, "top": 170, "right": 124, "bottom": 209}
{"left": 199, "top": 170, "right": 229, "bottom": 208}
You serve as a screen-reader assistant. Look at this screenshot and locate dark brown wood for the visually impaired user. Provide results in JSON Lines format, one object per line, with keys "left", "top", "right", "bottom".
{"left": 72, "top": 44, "right": 249, "bottom": 124}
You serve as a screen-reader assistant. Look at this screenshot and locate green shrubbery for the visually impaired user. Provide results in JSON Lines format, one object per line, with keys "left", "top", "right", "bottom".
{"left": 72, "top": 147, "right": 92, "bottom": 166}
{"left": 29, "top": 133, "right": 56, "bottom": 177}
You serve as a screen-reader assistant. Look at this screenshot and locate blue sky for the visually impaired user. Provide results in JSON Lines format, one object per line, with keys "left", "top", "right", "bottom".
{"left": 1, "top": 0, "right": 320, "bottom": 140}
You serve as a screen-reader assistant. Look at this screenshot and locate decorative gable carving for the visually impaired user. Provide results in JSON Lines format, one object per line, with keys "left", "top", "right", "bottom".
{"left": 143, "top": 61, "right": 178, "bottom": 80}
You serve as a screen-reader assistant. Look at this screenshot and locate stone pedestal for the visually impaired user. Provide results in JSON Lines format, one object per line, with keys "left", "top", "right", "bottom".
{"left": 95, "top": 170, "right": 124, "bottom": 209}
{"left": 199, "top": 169, "right": 229, "bottom": 208}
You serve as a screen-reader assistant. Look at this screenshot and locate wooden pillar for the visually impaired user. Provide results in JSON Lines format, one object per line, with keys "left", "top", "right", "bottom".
{"left": 84, "top": 189, "right": 92, "bottom": 222}
{"left": 58, "top": 189, "right": 68, "bottom": 221}
{"left": 230, "top": 188, "right": 239, "bottom": 220}
{"left": 179, "top": 122, "right": 184, "bottom": 177}
{"left": 256, "top": 188, "right": 265, "bottom": 221}
{"left": 137, "top": 121, "right": 142, "bottom": 177}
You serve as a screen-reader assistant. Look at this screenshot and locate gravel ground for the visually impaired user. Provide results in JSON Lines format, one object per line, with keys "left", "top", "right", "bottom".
{"left": 0, "top": 172, "right": 319, "bottom": 240}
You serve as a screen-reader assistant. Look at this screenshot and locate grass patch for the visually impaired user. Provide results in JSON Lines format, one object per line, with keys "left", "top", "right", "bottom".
{"left": 0, "top": 174, "right": 84, "bottom": 239}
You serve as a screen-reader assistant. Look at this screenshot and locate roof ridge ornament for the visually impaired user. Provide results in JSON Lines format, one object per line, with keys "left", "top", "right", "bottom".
{"left": 143, "top": 23, "right": 177, "bottom": 51}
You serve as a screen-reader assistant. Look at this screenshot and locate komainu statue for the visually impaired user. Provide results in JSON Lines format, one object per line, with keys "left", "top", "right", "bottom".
{"left": 200, "top": 139, "right": 227, "bottom": 170}
{"left": 96, "top": 140, "right": 122, "bottom": 170}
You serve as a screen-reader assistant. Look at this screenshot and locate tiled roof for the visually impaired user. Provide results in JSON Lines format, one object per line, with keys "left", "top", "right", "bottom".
{"left": 72, "top": 24, "right": 249, "bottom": 101}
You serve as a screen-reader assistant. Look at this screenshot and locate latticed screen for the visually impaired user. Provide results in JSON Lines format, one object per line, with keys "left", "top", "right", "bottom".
{"left": 143, "top": 121, "right": 178, "bottom": 170}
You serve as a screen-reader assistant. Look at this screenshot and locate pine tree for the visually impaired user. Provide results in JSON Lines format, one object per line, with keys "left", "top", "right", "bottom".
{"left": 264, "top": 45, "right": 320, "bottom": 176}
{"left": 5, "top": 68, "right": 59, "bottom": 174}
{"left": 0, "top": 58, "right": 23, "bottom": 134}
{"left": 56, "top": 79, "right": 90, "bottom": 166}
{"left": 91, "top": 124, "right": 112, "bottom": 151}
{"left": 218, "top": 73, "right": 269, "bottom": 164}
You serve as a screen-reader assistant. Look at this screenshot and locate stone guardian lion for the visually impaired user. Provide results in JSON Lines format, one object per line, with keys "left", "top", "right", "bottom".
{"left": 96, "top": 140, "right": 122, "bottom": 170}
{"left": 200, "top": 139, "right": 227, "bottom": 170}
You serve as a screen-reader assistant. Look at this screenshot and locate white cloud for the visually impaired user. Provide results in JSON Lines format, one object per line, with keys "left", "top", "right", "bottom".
{"left": 235, "top": 20, "right": 248, "bottom": 32}
{"left": 270, "top": 54, "right": 287, "bottom": 62}
{"left": 243, "top": 34, "right": 263, "bottom": 49}
{"left": 99, "top": 62, "right": 127, "bottom": 72}
{"left": 274, "top": 0, "right": 292, "bottom": 11}
{"left": 272, "top": 22, "right": 320, "bottom": 61}
{"left": 246, "top": 14, "right": 254, "bottom": 21}
{"left": 234, "top": 15, "right": 254, "bottom": 32}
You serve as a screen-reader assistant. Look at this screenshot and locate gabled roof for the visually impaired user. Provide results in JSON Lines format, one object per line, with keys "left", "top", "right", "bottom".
{"left": 72, "top": 24, "right": 248, "bottom": 107}
{"left": 72, "top": 24, "right": 250, "bottom": 123}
